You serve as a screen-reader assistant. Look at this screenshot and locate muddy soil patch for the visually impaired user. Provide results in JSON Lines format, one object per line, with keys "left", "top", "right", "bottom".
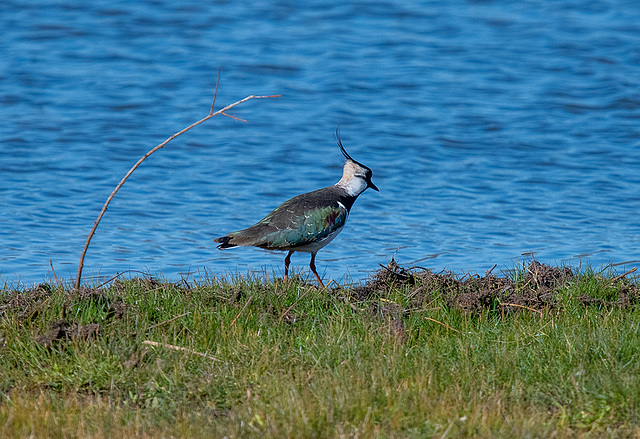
{"left": 69, "top": 286, "right": 129, "bottom": 321}
{"left": 1, "top": 284, "right": 129, "bottom": 322}
{"left": 349, "top": 259, "right": 417, "bottom": 300}
{"left": 0, "top": 283, "right": 55, "bottom": 320}
{"left": 35, "top": 319, "right": 100, "bottom": 347}
{"left": 1, "top": 284, "right": 130, "bottom": 348}
{"left": 347, "top": 259, "right": 640, "bottom": 315}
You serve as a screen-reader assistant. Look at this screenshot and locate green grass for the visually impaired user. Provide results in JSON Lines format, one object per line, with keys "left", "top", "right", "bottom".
{"left": 1, "top": 263, "right": 639, "bottom": 438}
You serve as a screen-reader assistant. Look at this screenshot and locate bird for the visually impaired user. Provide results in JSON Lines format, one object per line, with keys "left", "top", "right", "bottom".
{"left": 214, "top": 130, "right": 378, "bottom": 287}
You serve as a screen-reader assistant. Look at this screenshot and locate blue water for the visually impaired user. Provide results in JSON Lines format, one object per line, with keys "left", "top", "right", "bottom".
{"left": 2, "top": 0, "right": 640, "bottom": 286}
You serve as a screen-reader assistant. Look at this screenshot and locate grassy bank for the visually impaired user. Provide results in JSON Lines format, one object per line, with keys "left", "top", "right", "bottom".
{"left": 1, "top": 260, "right": 639, "bottom": 438}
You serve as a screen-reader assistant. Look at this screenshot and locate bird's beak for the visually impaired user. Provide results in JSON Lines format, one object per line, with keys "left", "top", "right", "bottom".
{"left": 368, "top": 179, "right": 379, "bottom": 191}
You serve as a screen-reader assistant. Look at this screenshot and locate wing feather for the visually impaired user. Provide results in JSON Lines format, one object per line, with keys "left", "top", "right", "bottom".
{"left": 215, "top": 186, "right": 352, "bottom": 250}
{"left": 255, "top": 200, "right": 348, "bottom": 250}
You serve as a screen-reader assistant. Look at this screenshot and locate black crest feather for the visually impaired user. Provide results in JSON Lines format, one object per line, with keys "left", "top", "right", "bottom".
{"left": 333, "top": 126, "right": 371, "bottom": 172}
{"left": 334, "top": 126, "right": 354, "bottom": 162}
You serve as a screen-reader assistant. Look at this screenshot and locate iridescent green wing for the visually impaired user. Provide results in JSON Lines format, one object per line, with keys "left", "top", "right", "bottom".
{"left": 256, "top": 199, "right": 348, "bottom": 250}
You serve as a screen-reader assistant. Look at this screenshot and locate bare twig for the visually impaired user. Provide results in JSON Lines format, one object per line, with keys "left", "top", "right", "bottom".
{"left": 221, "top": 112, "right": 248, "bottom": 122}
{"left": 425, "top": 317, "right": 460, "bottom": 333}
{"left": 612, "top": 267, "right": 637, "bottom": 282}
{"left": 145, "top": 311, "right": 191, "bottom": 332}
{"left": 94, "top": 270, "right": 152, "bottom": 290}
{"left": 498, "top": 302, "right": 543, "bottom": 315}
{"left": 142, "top": 340, "right": 219, "bottom": 362}
{"left": 406, "top": 286, "right": 424, "bottom": 299}
{"left": 484, "top": 264, "right": 497, "bottom": 277}
{"left": 279, "top": 290, "right": 310, "bottom": 322}
{"left": 26, "top": 296, "right": 52, "bottom": 321}
{"left": 440, "top": 419, "right": 455, "bottom": 439}
{"left": 377, "top": 262, "right": 409, "bottom": 279}
{"left": 406, "top": 266, "right": 428, "bottom": 271}
{"left": 130, "top": 311, "right": 191, "bottom": 337}
{"left": 49, "top": 259, "right": 62, "bottom": 288}
{"left": 210, "top": 67, "right": 221, "bottom": 114}
{"left": 230, "top": 295, "right": 253, "bottom": 327}
{"left": 407, "top": 306, "right": 442, "bottom": 313}
{"left": 74, "top": 71, "right": 280, "bottom": 290}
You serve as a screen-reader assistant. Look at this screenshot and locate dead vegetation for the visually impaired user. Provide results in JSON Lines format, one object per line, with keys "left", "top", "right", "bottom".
{"left": 1, "top": 259, "right": 638, "bottom": 349}
{"left": 1, "top": 284, "right": 129, "bottom": 347}
{"left": 2, "top": 260, "right": 639, "bottom": 438}
{"left": 344, "top": 258, "right": 640, "bottom": 315}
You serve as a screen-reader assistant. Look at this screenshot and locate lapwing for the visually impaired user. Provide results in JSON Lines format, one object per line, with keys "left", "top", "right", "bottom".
{"left": 214, "top": 130, "right": 378, "bottom": 287}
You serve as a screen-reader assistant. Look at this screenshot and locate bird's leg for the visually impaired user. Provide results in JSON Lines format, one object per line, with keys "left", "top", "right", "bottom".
{"left": 309, "top": 252, "right": 325, "bottom": 288}
{"left": 284, "top": 251, "right": 293, "bottom": 281}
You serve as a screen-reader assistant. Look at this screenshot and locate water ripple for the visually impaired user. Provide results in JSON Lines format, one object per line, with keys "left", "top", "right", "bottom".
{"left": 1, "top": 0, "right": 640, "bottom": 285}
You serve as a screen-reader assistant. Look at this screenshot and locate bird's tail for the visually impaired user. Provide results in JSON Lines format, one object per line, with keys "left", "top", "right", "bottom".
{"left": 214, "top": 224, "right": 272, "bottom": 249}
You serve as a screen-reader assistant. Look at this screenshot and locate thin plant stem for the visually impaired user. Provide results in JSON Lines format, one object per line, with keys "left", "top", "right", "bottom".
{"left": 74, "top": 72, "right": 279, "bottom": 290}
